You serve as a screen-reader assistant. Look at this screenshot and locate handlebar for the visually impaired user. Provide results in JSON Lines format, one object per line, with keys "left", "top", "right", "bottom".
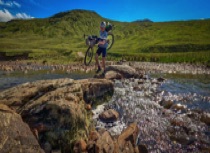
{"left": 83, "top": 24, "right": 114, "bottom": 39}
{"left": 83, "top": 34, "right": 99, "bottom": 40}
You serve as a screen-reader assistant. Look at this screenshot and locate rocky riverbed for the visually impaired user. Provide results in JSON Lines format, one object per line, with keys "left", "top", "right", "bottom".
{"left": 0, "top": 63, "right": 210, "bottom": 153}
{"left": 94, "top": 77, "right": 210, "bottom": 152}
{"left": 0, "top": 61, "right": 210, "bottom": 75}
{"left": 132, "top": 62, "right": 210, "bottom": 74}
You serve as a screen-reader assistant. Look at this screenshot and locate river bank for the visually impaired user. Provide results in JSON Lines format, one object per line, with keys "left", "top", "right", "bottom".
{"left": 0, "top": 61, "right": 210, "bottom": 75}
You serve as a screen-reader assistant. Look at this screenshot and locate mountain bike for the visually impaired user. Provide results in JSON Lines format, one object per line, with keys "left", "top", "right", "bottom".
{"left": 84, "top": 24, "right": 114, "bottom": 66}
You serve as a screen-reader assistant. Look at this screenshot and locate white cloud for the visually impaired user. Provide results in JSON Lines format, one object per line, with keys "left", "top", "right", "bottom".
{"left": 29, "top": 0, "right": 39, "bottom": 6}
{"left": 16, "top": 12, "right": 33, "bottom": 19}
{"left": 0, "top": 0, "right": 21, "bottom": 8}
{"left": 0, "top": 9, "right": 33, "bottom": 22}
{"left": 13, "top": 1, "right": 21, "bottom": 8}
{"left": 0, "top": 9, "right": 13, "bottom": 21}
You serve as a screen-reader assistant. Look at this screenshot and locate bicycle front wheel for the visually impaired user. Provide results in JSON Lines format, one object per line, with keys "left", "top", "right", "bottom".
{"left": 84, "top": 47, "right": 94, "bottom": 66}
{"left": 107, "top": 32, "right": 114, "bottom": 51}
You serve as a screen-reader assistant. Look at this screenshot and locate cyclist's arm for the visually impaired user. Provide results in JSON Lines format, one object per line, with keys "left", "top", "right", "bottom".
{"left": 98, "top": 39, "right": 106, "bottom": 45}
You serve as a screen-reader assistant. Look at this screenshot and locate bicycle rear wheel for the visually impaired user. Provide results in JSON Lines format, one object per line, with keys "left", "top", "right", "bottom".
{"left": 84, "top": 47, "right": 94, "bottom": 66}
{"left": 107, "top": 32, "right": 114, "bottom": 51}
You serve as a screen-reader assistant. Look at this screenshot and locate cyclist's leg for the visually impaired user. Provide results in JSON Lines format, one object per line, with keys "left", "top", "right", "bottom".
{"left": 101, "top": 48, "right": 107, "bottom": 73}
{"left": 95, "top": 48, "right": 102, "bottom": 72}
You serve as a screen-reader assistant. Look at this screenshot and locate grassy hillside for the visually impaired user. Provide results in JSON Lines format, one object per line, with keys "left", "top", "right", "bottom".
{"left": 0, "top": 9, "right": 210, "bottom": 65}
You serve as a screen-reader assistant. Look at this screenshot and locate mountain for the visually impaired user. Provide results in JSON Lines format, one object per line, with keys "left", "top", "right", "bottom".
{"left": 132, "top": 18, "right": 153, "bottom": 23}
{"left": 0, "top": 9, "right": 210, "bottom": 64}
{"left": 0, "top": 10, "right": 104, "bottom": 37}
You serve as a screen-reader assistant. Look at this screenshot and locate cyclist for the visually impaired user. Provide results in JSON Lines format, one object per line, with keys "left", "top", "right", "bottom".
{"left": 95, "top": 21, "right": 108, "bottom": 75}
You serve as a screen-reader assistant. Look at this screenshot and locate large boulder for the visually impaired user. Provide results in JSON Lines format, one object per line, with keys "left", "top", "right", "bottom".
{"left": 0, "top": 104, "right": 44, "bottom": 153}
{"left": 0, "top": 78, "right": 114, "bottom": 153}
{"left": 106, "top": 65, "right": 138, "bottom": 79}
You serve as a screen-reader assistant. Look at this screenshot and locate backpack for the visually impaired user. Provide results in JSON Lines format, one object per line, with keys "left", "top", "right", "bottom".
{"left": 105, "top": 23, "right": 112, "bottom": 32}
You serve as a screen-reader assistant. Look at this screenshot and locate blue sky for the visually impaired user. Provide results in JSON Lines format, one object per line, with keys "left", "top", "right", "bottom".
{"left": 0, "top": 0, "right": 210, "bottom": 22}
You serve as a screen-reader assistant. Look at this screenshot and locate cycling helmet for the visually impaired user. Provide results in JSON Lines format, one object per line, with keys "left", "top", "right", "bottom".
{"left": 100, "top": 21, "right": 106, "bottom": 28}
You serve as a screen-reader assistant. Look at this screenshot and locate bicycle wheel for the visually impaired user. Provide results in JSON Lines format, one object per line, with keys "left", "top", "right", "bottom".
{"left": 107, "top": 32, "right": 114, "bottom": 51}
{"left": 84, "top": 47, "right": 94, "bottom": 66}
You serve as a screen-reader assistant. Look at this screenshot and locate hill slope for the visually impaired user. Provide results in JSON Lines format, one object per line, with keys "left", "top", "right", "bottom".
{"left": 0, "top": 9, "right": 210, "bottom": 64}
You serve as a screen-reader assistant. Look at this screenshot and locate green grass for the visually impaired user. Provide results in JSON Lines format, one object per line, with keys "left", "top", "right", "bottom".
{"left": 0, "top": 9, "right": 210, "bottom": 65}
{"left": 107, "top": 51, "right": 210, "bottom": 65}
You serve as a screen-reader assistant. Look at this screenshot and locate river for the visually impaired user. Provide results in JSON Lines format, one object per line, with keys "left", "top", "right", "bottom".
{"left": 0, "top": 69, "right": 210, "bottom": 152}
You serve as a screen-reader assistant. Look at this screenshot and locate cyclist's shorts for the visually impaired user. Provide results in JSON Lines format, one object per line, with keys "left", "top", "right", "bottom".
{"left": 96, "top": 47, "right": 107, "bottom": 57}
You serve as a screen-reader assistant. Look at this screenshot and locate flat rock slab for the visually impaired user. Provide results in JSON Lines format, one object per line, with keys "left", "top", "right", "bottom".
{"left": 106, "top": 65, "right": 137, "bottom": 78}
{"left": 94, "top": 65, "right": 140, "bottom": 80}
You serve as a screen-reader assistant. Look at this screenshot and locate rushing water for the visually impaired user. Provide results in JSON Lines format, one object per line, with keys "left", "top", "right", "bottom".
{"left": 103, "top": 76, "right": 210, "bottom": 152}
{"left": 153, "top": 73, "right": 210, "bottom": 113}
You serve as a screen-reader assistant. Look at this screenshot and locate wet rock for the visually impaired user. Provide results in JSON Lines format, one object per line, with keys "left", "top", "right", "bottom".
{"left": 31, "top": 128, "right": 39, "bottom": 140}
{"left": 187, "top": 112, "right": 201, "bottom": 120}
{"left": 157, "top": 77, "right": 165, "bottom": 82}
{"left": 162, "top": 109, "right": 173, "bottom": 116}
{"left": 3, "top": 65, "right": 13, "bottom": 71}
{"left": 97, "top": 131, "right": 115, "bottom": 153}
{"left": 200, "top": 112, "right": 210, "bottom": 125}
{"left": 88, "top": 131, "right": 100, "bottom": 141}
{"left": 138, "top": 144, "right": 148, "bottom": 153}
{"left": 105, "top": 70, "right": 122, "bottom": 80}
{"left": 133, "top": 86, "right": 142, "bottom": 91}
{"left": 42, "top": 141, "right": 52, "bottom": 153}
{"left": 73, "top": 139, "right": 87, "bottom": 153}
{"left": 170, "top": 117, "right": 185, "bottom": 126}
{"left": 0, "top": 104, "right": 44, "bottom": 153}
{"left": 87, "top": 124, "right": 141, "bottom": 153}
{"left": 106, "top": 65, "right": 138, "bottom": 78}
{"left": 151, "top": 78, "right": 160, "bottom": 84}
{"left": 170, "top": 135, "right": 196, "bottom": 145}
{"left": 160, "top": 100, "right": 174, "bottom": 109}
{"left": 77, "top": 79, "right": 114, "bottom": 103}
{"left": 171, "top": 103, "right": 186, "bottom": 111}
{"left": 85, "top": 104, "right": 92, "bottom": 110}
{"left": 201, "top": 147, "right": 210, "bottom": 153}
{"left": 138, "top": 79, "right": 144, "bottom": 84}
{"left": 87, "top": 131, "right": 114, "bottom": 153}
{"left": 117, "top": 122, "right": 139, "bottom": 152}
{"left": 142, "top": 75, "right": 148, "bottom": 80}
{"left": 99, "top": 109, "right": 119, "bottom": 122}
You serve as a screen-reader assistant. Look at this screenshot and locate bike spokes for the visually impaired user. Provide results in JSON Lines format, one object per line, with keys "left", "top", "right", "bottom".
{"left": 107, "top": 33, "right": 114, "bottom": 51}
{"left": 84, "top": 47, "right": 94, "bottom": 66}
